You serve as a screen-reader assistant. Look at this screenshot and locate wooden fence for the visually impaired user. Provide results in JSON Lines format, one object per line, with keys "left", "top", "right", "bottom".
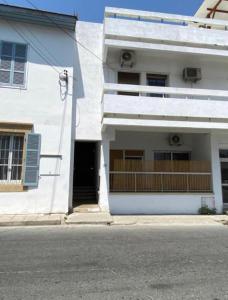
{"left": 110, "top": 160, "right": 212, "bottom": 193}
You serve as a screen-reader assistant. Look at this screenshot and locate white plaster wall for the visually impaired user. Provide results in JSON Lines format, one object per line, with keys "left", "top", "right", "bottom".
{"left": 106, "top": 51, "right": 228, "bottom": 93}
{"left": 0, "top": 20, "right": 75, "bottom": 214}
{"left": 74, "top": 21, "right": 103, "bottom": 141}
{"left": 110, "top": 131, "right": 199, "bottom": 160}
{"left": 109, "top": 193, "right": 214, "bottom": 215}
{"left": 105, "top": 18, "right": 228, "bottom": 48}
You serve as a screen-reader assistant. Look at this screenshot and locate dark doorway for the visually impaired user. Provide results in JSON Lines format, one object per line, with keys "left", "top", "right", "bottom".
{"left": 118, "top": 72, "right": 140, "bottom": 96}
{"left": 73, "top": 142, "right": 99, "bottom": 206}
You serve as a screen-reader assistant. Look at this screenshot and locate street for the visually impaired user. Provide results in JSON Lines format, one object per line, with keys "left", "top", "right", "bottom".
{"left": 0, "top": 225, "right": 228, "bottom": 300}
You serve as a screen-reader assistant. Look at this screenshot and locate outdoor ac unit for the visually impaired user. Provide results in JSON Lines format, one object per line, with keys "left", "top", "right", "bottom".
{"left": 169, "top": 134, "right": 183, "bottom": 146}
{"left": 183, "top": 68, "right": 202, "bottom": 83}
{"left": 120, "top": 50, "right": 136, "bottom": 68}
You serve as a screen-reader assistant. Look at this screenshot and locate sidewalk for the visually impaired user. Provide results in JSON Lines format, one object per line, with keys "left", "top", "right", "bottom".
{"left": 0, "top": 214, "right": 64, "bottom": 227}
{"left": 0, "top": 213, "right": 228, "bottom": 227}
{"left": 66, "top": 213, "right": 228, "bottom": 226}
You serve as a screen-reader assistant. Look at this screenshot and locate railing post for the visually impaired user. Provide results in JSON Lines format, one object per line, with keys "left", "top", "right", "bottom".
{"left": 187, "top": 174, "right": 189, "bottom": 192}
{"left": 135, "top": 173, "right": 137, "bottom": 192}
{"left": 161, "top": 174, "right": 163, "bottom": 192}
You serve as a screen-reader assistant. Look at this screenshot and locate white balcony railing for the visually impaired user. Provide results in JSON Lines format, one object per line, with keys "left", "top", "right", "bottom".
{"left": 103, "top": 83, "right": 228, "bottom": 100}
{"left": 105, "top": 7, "right": 228, "bottom": 31}
{"left": 102, "top": 83, "right": 228, "bottom": 121}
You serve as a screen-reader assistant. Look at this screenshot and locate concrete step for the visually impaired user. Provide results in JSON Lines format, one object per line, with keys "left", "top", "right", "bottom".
{"left": 73, "top": 204, "right": 101, "bottom": 213}
{"left": 66, "top": 212, "right": 113, "bottom": 225}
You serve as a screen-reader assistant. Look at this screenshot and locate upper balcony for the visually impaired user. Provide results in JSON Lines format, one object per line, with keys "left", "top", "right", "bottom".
{"left": 102, "top": 83, "right": 228, "bottom": 131}
{"left": 103, "top": 7, "right": 228, "bottom": 62}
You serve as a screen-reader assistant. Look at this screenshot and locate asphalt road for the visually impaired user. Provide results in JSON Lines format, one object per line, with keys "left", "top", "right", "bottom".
{"left": 0, "top": 225, "right": 228, "bottom": 300}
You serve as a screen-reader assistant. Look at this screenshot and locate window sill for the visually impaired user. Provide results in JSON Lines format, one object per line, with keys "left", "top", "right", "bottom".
{"left": 0, "top": 185, "right": 26, "bottom": 192}
{"left": 0, "top": 84, "right": 27, "bottom": 90}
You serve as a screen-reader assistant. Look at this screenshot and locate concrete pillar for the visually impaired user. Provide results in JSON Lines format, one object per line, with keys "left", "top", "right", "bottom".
{"left": 211, "top": 134, "right": 223, "bottom": 213}
{"left": 99, "top": 133, "right": 110, "bottom": 212}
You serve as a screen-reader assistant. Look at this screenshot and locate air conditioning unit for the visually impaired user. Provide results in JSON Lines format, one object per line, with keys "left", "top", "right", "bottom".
{"left": 183, "top": 68, "right": 202, "bottom": 83}
{"left": 120, "top": 50, "right": 136, "bottom": 68}
{"left": 169, "top": 134, "right": 183, "bottom": 146}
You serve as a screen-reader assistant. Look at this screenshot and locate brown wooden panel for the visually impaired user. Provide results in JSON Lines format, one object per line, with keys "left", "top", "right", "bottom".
{"left": 110, "top": 150, "right": 123, "bottom": 171}
{"left": 118, "top": 72, "right": 140, "bottom": 96}
{"left": 125, "top": 150, "right": 144, "bottom": 157}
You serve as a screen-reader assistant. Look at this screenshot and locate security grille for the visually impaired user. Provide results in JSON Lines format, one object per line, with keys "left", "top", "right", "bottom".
{"left": 0, "top": 135, "right": 24, "bottom": 184}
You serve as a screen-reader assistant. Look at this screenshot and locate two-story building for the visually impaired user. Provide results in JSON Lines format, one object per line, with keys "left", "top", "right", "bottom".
{"left": 0, "top": 4, "right": 76, "bottom": 214}
{"left": 74, "top": 0, "right": 228, "bottom": 215}
{"left": 1, "top": 0, "right": 228, "bottom": 215}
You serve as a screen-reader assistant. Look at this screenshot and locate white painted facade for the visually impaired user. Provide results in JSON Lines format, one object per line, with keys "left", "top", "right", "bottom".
{"left": 0, "top": 15, "right": 75, "bottom": 214}
{"left": 1, "top": 2, "right": 228, "bottom": 215}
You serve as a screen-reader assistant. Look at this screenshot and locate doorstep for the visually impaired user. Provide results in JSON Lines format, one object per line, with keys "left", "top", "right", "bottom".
{"left": 65, "top": 212, "right": 113, "bottom": 225}
{"left": 0, "top": 214, "right": 64, "bottom": 227}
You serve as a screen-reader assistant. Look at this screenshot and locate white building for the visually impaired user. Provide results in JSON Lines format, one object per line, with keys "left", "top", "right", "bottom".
{"left": 1, "top": 0, "right": 228, "bottom": 215}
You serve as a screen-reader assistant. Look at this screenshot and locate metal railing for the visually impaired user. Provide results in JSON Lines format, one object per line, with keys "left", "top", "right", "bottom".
{"left": 110, "top": 171, "right": 212, "bottom": 193}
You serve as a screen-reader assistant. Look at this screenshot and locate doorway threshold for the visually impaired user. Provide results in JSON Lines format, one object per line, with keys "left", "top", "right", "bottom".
{"left": 73, "top": 204, "right": 101, "bottom": 214}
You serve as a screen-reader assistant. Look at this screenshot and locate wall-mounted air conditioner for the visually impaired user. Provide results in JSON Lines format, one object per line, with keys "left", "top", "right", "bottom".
{"left": 169, "top": 134, "right": 183, "bottom": 146}
{"left": 120, "top": 50, "right": 136, "bottom": 68}
{"left": 183, "top": 68, "right": 202, "bottom": 83}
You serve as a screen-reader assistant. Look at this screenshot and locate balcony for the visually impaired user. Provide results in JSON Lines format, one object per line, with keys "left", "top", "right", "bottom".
{"left": 110, "top": 160, "right": 212, "bottom": 193}
{"left": 103, "top": 7, "right": 228, "bottom": 61}
{"left": 102, "top": 83, "right": 228, "bottom": 130}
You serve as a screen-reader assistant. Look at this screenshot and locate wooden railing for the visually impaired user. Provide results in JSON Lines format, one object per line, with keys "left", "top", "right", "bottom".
{"left": 110, "top": 160, "right": 212, "bottom": 193}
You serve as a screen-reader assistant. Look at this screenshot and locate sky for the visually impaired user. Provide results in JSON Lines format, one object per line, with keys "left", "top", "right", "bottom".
{"left": 0, "top": 0, "right": 204, "bottom": 23}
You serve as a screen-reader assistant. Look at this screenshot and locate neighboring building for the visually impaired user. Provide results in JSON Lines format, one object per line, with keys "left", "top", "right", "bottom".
{"left": 0, "top": 4, "right": 76, "bottom": 214}
{"left": 1, "top": 1, "right": 228, "bottom": 215}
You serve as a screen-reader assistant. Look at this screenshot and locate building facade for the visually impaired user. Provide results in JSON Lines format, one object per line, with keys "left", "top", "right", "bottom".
{"left": 1, "top": 1, "right": 228, "bottom": 215}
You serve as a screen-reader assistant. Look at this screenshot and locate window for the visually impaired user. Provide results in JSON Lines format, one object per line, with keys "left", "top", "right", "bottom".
{"left": 110, "top": 149, "right": 144, "bottom": 170}
{"left": 147, "top": 74, "right": 168, "bottom": 97}
{"left": 0, "top": 42, "right": 27, "bottom": 87}
{"left": 154, "top": 151, "right": 190, "bottom": 161}
{"left": 0, "top": 135, "right": 24, "bottom": 183}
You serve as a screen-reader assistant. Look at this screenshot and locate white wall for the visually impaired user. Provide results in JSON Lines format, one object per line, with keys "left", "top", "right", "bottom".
{"left": 106, "top": 51, "right": 228, "bottom": 93}
{"left": 0, "top": 20, "right": 75, "bottom": 214}
{"left": 109, "top": 193, "right": 214, "bottom": 215}
{"left": 110, "top": 131, "right": 205, "bottom": 160}
{"left": 74, "top": 21, "right": 103, "bottom": 141}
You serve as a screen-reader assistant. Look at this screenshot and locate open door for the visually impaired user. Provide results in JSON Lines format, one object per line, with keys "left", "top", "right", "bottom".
{"left": 73, "top": 142, "right": 99, "bottom": 207}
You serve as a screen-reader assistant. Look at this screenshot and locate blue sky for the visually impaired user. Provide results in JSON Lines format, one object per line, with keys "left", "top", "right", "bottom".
{"left": 0, "top": 0, "right": 204, "bottom": 22}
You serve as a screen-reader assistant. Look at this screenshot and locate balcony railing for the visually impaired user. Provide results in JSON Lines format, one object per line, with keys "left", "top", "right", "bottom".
{"left": 103, "top": 83, "right": 228, "bottom": 100}
{"left": 110, "top": 160, "right": 212, "bottom": 193}
{"left": 105, "top": 7, "right": 228, "bottom": 31}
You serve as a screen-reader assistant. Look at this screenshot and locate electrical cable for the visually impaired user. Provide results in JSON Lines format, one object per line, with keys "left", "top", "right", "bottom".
{"left": 24, "top": 0, "right": 116, "bottom": 72}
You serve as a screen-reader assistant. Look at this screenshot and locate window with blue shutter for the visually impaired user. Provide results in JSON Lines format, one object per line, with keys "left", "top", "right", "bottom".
{"left": 23, "top": 133, "right": 41, "bottom": 187}
{"left": 0, "top": 42, "right": 27, "bottom": 87}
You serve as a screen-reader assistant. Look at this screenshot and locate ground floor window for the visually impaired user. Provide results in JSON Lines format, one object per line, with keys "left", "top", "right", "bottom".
{"left": 153, "top": 151, "right": 191, "bottom": 161}
{"left": 0, "top": 134, "right": 24, "bottom": 183}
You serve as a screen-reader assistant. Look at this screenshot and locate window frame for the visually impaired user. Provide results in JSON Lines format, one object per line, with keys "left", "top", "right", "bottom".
{"left": 0, "top": 41, "right": 28, "bottom": 89}
{"left": 0, "top": 133, "right": 25, "bottom": 185}
{"left": 153, "top": 151, "right": 191, "bottom": 161}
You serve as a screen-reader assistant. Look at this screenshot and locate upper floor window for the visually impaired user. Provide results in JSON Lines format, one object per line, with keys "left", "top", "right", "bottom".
{"left": 147, "top": 74, "right": 168, "bottom": 97}
{"left": 0, "top": 42, "right": 27, "bottom": 88}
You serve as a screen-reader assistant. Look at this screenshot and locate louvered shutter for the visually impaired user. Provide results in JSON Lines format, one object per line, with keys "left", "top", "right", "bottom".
{"left": 13, "top": 44, "right": 27, "bottom": 86}
{"left": 0, "top": 42, "right": 13, "bottom": 84}
{"left": 23, "top": 133, "right": 41, "bottom": 187}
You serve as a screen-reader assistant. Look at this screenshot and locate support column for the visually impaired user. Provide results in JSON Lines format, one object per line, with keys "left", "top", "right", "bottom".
{"left": 99, "top": 133, "right": 110, "bottom": 212}
{"left": 211, "top": 134, "right": 223, "bottom": 213}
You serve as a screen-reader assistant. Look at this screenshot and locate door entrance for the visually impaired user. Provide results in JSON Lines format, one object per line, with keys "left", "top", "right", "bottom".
{"left": 219, "top": 150, "right": 228, "bottom": 205}
{"left": 73, "top": 142, "right": 99, "bottom": 206}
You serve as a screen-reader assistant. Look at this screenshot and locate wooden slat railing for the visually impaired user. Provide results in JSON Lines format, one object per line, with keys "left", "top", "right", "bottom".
{"left": 110, "top": 160, "right": 212, "bottom": 193}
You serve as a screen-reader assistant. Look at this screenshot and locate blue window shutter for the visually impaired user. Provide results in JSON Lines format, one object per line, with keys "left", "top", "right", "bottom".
{"left": 23, "top": 133, "right": 41, "bottom": 187}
